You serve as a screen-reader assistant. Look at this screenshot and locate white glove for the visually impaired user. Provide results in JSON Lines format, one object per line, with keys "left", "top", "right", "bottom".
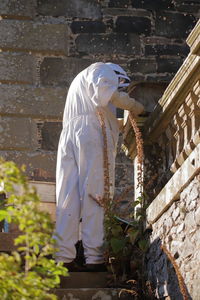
{"left": 110, "top": 90, "right": 144, "bottom": 116}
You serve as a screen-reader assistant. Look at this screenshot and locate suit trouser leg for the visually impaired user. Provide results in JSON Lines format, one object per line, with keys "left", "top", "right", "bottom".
{"left": 75, "top": 120, "right": 116, "bottom": 264}
{"left": 55, "top": 132, "right": 81, "bottom": 263}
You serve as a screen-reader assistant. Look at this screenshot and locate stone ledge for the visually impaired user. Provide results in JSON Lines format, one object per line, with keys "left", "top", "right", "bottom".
{"left": 146, "top": 143, "right": 200, "bottom": 225}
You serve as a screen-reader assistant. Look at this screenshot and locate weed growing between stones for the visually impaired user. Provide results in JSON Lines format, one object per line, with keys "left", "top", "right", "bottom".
{"left": 0, "top": 159, "right": 68, "bottom": 300}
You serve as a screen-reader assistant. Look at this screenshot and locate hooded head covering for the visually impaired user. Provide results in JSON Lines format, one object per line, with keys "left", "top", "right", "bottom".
{"left": 105, "top": 62, "right": 131, "bottom": 88}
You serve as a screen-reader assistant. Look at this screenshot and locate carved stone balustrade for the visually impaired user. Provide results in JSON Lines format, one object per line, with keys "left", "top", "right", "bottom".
{"left": 123, "top": 20, "right": 200, "bottom": 203}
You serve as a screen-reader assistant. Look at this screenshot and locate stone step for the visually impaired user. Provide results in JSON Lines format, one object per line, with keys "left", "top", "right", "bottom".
{"left": 60, "top": 272, "right": 108, "bottom": 289}
{"left": 29, "top": 181, "right": 56, "bottom": 203}
{"left": 55, "top": 288, "right": 132, "bottom": 299}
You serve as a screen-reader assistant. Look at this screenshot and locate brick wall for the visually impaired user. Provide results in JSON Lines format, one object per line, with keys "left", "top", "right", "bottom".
{"left": 0, "top": 0, "right": 199, "bottom": 186}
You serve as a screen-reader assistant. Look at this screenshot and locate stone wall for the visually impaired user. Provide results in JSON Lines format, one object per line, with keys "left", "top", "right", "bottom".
{"left": 0, "top": 0, "right": 199, "bottom": 190}
{"left": 0, "top": 2, "right": 199, "bottom": 298}
{"left": 123, "top": 18, "right": 200, "bottom": 299}
{"left": 146, "top": 174, "right": 200, "bottom": 300}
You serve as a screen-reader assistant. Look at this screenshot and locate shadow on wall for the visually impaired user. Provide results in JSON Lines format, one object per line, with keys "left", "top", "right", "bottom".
{"left": 145, "top": 237, "right": 192, "bottom": 300}
{"left": 128, "top": 81, "right": 168, "bottom": 113}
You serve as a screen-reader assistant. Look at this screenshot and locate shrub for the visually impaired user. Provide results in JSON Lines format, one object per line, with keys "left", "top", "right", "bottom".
{"left": 0, "top": 159, "right": 68, "bottom": 300}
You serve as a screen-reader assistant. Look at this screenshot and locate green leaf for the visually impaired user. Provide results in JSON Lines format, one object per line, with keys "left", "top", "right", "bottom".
{"left": 0, "top": 210, "right": 11, "bottom": 222}
{"left": 138, "top": 239, "right": 149, "bottom": 253}
{"left": 33, "top": 244, "right": 40, "bottom": 255}
{"left": 127, "top": 228, "right": 139, "bottom": 244}
{"left": 0, "top": 210, "right": 8, "bottom": 221}
{"left": 110, "top": 238, "right": 126, "bottom": 254}
{"left": 111, "top": 225, "right": 123, "bottom": 237}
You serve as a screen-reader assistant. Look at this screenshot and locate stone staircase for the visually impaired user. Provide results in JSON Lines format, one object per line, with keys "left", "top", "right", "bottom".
{"left": 0, "top": 181, "right": 132, "bottom": 300}
{"left": 0, "top": 234, "right": 130, "bottom": 300}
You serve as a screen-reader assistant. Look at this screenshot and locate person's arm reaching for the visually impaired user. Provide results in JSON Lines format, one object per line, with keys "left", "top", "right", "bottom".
{"left": 110, "top": 90, "right": 144, "bottom": 116}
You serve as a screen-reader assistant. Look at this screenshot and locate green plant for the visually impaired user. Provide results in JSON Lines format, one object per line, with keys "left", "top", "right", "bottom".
{"left": 0, "top": 159, "right": 68, "bottom": 300}
{"left": 94, "top": 111, "right": 150, "bottom": 284}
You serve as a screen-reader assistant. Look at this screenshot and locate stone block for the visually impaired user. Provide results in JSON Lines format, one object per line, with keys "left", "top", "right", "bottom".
{"left": 108, "top": 0, "right": 130, "bottom": 8}
{"left": 176, "top": 223, "right": 185, "bottom": 234}
{"left": 40, "top": 57, "right": 93, "bottom": 87}
{"left": 173, "top": 0, "right": 200, "bottom": 13}
{"left": 115, "top": 16, "right": 151, "bottom": 35}
{"left": 195, "top": 206, "right": 200, "bottom": 225}
{"left": 128, "top": 58, "right": 157, "bottom": 74}
{"left": 115, "top": 135, "right": 133, "bottom": 164}
{"left": 172, "top": 207, "right": 180, "bottom": 221}
{"left": 132, "top": 0, "right": 174, "bottom": 10}
{"left": 0, "top": 85, "right": 67, "bottom": 119}
{"left": 102, "top": 7, "right": 152, "bottom": 18}
{"left": 76, "top": 33, "right": 141, "bottom": 56}
{"left": 0, "top": 20, "right": 69, "bottom": 55}
{"left": 0, "top": 0, "right": 36, "bottom": 19}
{"left": 40, "top": 121, "right": 62, "bottom": 151}
{"left": 0, "top": 150, "right": 57, "bottom": 181}
{"left": 181, "top": 237, "right": 195, "bottom": 258}
{"left": 71, "top": 21, "right": 106, "bottom": 34}
{"left": 39, "top": 202, "right": 56, "bottom": 221}
{"left": 37, "top": 0, "right": 101, "bottom": 19}
{"left": 0, "top": 117, "right": 38, "bottom": 150}
{"left": 156, "top": 58, "right": 183, "bottom": 73}
{"left": 115, "top": 163, "right": 134, "bottom": 189}
{"left": 155, "top": 12, "right": 196, "bottom": 38}
{"left": 30, "top": 181, "right": 56, "bottom": 203}
{"left": 145, "top": 44, "right": 189, "bottom": 57}
{"left": 0, "top": 53, "right": 36, "bottom": 84}
{"left": 146, "top": 74, "right": 173, "bottom": 83}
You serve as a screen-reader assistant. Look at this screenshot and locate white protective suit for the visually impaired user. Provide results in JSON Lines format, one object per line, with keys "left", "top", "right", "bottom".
{"left": 55, "top": 62, "right": 144, "bottom": 264}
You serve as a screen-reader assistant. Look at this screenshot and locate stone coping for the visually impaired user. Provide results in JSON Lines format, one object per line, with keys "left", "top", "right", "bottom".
{"left": 144, "top": 20, "right": 200, "bottom": 142}
{"left": 146, "top": 143, "right": 200, "bottom": 226}
{"left": 187, "top": 19, "right": 200, "bottom": 55}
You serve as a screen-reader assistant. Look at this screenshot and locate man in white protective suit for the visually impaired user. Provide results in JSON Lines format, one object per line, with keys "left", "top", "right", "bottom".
{"left": 55, "top": 62, "right": 144, "bottom": 272}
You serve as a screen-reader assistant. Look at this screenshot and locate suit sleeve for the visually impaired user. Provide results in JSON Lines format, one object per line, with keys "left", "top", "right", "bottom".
{"left": 110, "top": 90, "right": 144, "bottom": 116}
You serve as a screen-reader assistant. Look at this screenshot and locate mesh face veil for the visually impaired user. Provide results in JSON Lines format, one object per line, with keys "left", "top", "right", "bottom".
{"left": 105, "top": 62, "right": 131, "bottom": 88}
